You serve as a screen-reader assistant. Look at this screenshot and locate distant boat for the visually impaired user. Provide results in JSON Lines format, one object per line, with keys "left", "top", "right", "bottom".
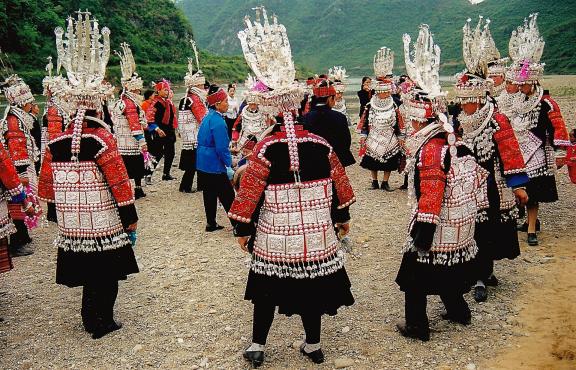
{"left": 469, "top": 0, "right": 486, "bottom": 4}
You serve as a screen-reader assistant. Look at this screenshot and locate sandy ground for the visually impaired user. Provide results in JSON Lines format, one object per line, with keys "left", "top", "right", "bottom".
{"left": 0, "top": 97, "right": 575, "bottom": 369}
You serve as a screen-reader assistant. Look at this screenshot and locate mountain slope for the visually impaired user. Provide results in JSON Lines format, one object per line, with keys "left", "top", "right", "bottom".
{"left": 0, "top": 0, "right": 250, "bottom": 91}
{"left": 177, "top": 0, "right": 576, "bottom": 75}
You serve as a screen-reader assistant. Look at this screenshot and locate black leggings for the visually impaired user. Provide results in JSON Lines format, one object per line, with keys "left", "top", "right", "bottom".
{"left": 81, "top": 281, "right": 119, "bottom": 330}
{"left": 404, "top": 291, "right": 470, "bottom": 328}
{"left": 252, "top": 303, "right": 321, "bottom": 345}
{"left": 180, "top": 169, "right": 196, "bottom": 191}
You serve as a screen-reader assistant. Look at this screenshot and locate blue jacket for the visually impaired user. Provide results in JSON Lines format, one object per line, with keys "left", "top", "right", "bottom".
{"left": 196, "top": 109, "right": 232, "bottom": 174}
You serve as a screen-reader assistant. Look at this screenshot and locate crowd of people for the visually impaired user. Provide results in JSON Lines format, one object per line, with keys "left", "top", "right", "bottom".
{"left": 0, "top": 7, "right": 575, "bottom": 368}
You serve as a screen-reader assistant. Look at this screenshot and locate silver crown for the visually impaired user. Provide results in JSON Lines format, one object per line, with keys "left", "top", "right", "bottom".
{"left": 403, "top": 24, "right": 443, "bottom": 98}
{"left": 463, "top": 16, "right": 492, "bottom": 77}
{"left": 374, "top": 47, "right": 394, "bottom": 78}
{"left": 55, "top": 10, "right": 114, "bottom": 111}
{"left": 328, "top": 66, "right": 347, "bottom": 93}
{"left": 507, "top": 14, "right": 545, "bottom": 84}
{"left": 184, "top": 39, "right": 205, "bottom": 88}
{"left": 115, "top": 43, "right": 143, "bottom": 92}
{"left": 509, "top": 13, "right": 545, "bottom": 66}
{"left": 237, "top": 6, "right": 302, "bottom": 115}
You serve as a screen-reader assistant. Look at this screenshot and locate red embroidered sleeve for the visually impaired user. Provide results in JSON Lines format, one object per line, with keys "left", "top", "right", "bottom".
{"left": 123, "top": 97, "right": 144, "bottom": 134}
{"left": 228, "top": 155, "right": 270, "bottom": 223}
{"left": 329, "top": 151, "right": 356, "bottom": 208}
{"left": 145, "top": 98, "right": 158, "bottom": 123}
{"left": 4, "top": 115, "right": 30, "bottom": 168}
{"left": 542, "top": 97, "right": 570, "bottom": 147}
{"left": 0, "top": 145, "right": 22, "bottom": 196}
{"left": 38, "top": 147, "right": 55, "bottom": 202}
{"left": 95, "top": 129, "right": 135, "bottom": 206}
{"left": 231, "top": 115, "right": 242, "bottom": 141}
{"left": 416, "top": 138, "right": 447, "bottom": 224}
{"left": 190, "top": 94, "right": 208, "bottom": 123}
{"left": 493, "top": 113, "right": 526, "bottom": 175}
{"left": 47, "top": 106, "right": 64, "bottom": 139}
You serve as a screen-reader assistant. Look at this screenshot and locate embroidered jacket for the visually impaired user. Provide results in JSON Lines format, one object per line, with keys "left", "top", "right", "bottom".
{"left": 112, "top": 94, "right": 146, "bottom": 155}
{"left": 405, "top": 132, "right": 489, "bottom": 265}
{"left": 0, "top": 145, "right": 25, "bottom": 239}
{"left": 460, "top": 103, "right": 528, "bottom": 217}
{"left": 228, "top": 124, "right": 355, "bottom": 279}
{"left": 38, "top": 119, "right": 137, "bottom": 252}
{"left": 178, "top": 92, "right": 207, "bottom": 150}
{"left": 146, "top": 96, "right": 177, "bottom": 132}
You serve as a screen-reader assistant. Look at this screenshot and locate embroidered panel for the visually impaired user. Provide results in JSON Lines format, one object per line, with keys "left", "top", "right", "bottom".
{"left": 51, "top": 161, "right": 124, "bottom": 238}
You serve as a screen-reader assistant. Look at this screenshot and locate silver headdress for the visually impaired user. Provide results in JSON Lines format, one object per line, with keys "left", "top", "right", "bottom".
{"left": 403, "top": 25, "right": 443, "bottom": 100}
{"left": 374, "top": 47, "right": 394, "bottom": 78}
{"left": 0, "top": 51, "right": 34, "bottom": 107}
{"left": 54, "top": 10, "right": 114, "bottom": 159}
{"left": 403, "top": 25, "right": 455, "bottom": 163}
{"left": 403, "top": 24, "right": 446, "bottom": 122}
{"left": 238, "top": 6, "right": 302, "bottom": 115}
{"left": 328, "top": 66, "right": 347, "bottom": 93}
{"left": 507, "top": 13, "right": 545, "bottom": 84}
{"left": 481, "top": 18, "right": 509, "bottom": 78}
{"left": 243, "top": 74, "right": 259, "bottom": 104}
{"left": 42, "top": 56, "right": 69, "bottom": 98}
{"left": 238, "top": 6, "right": 304, "bottom": 172}
{"left": 184, "top": 39, "right": 206, "bottom": 88}
{"left": 55, "top": 11, "right": 114, "bottom": 111}
{"left": 455, "top": 16, "right": 495, "bottom": 103}
{"left": 115, "top": 42, "right": 143, "bottom": 92}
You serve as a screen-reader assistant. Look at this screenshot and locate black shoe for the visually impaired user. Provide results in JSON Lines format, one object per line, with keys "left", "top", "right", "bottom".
{"left": 162, "top": 174, "right": 175, "bottom": 181}
{"left": 517, "top": 219, "right": 540, "bottom": 232}
{"left": 371, "top": 180, "right": 379, "bottom": 189}
{"left": 486, "top": 275, "right": 499, "bottom": 287}
{"left": 441, "top": 312, "right": 471, "bottom": 326}
{"left": 527, "top": 233, "right": 538, "bottom": 246}
{"left": 381, "top": 181, "right": 393, "bottom": 192}
{"left": 299, "top": 343, "right": 325, "bottom": 364}
{"left": 205, "top": 224, "right": 224, "bottom": 232}
{"left": 243, "top": 350, "right": 265, "bottom": 368}
{"left": 134, "top": 187, "right": 146, "bottom": 199}
{"left": 179, "top": 187, "right": 193, "bottom": 193}
{"left": 91, "top": 320, "right": 123, "bottom": 340}
{"left": 396, "top": 322, "right": 430, "bottom": 341}
{"left": 9, "top": 244, "right": 34, "bottom": 257}
{"left": 473, "top": 285, "right": 487, "bottom": 302}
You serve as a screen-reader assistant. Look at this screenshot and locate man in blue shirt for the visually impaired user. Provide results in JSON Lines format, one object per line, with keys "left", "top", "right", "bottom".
{"left": 196, "top": 85, "right": 235, "bottom": 232}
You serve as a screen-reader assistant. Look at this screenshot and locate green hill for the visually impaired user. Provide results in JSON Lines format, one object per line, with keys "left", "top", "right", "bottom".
{"left": 0, "top": 0, "right": 251, "bottom": 92}
{"left": 177, "top": 0, "right": 576, "bottom": 75}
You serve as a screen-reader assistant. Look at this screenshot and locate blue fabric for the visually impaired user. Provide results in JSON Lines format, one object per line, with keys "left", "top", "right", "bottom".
{"left": 147, "top": 123, "right": 158, "bottom": 132}
{"left": 133, "top": 134, "right": 145, "bottom": 141}
{"left": 196, "top": 109, "right": 232, "bottom": 174}
{"left": 11, "top": 191, "right": 26, "bottom": 203}
{"left": 506, "top": 173, "right": 530, "bottom": 189}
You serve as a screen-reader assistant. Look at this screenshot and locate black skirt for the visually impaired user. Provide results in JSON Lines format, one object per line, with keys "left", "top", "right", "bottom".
{"left": 56, "top": 245, "right": 139, "bottom": 287}
{"left": 121, "top": 154, "right": 145, "bottom": 180}
{"left": 244, "top": 267, "right": 354, "bottom": 316}
{"left": 179, "top": 148, "right": 197, "bottom": 171}
{"left": 526, "top": 175, "right": 558, "bottom": 205}
{"left": 395, "top": 251, "right": 476, "bottom": 296}
{"left": 360, "top": 152, "right": 400, "bottom": 172}
{"left": 475, "top": 216, "right": 520, "bottom": 261}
